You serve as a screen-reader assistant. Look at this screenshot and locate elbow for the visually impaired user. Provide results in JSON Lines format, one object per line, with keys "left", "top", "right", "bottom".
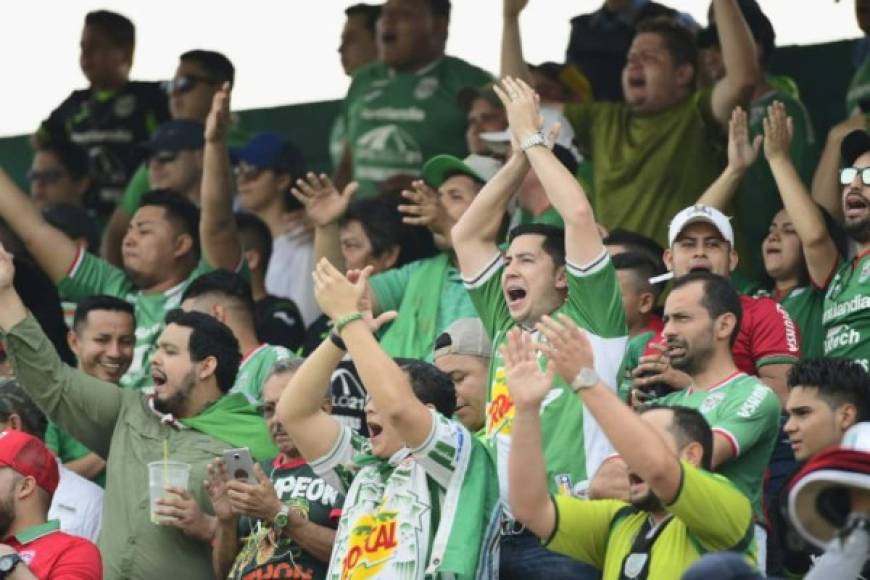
{"left": 451, "top": 221, "right": 470, "bottom": 246}
{"left": 562, "top": 205, "right": 594, "bottom": 228}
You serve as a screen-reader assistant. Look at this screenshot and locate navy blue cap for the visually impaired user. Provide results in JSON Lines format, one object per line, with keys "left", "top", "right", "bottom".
{"left": 140, "top": 120, "right": 204, "bottom": 153}
{"left": 230, "top": 132, "right": 306, "bottom": 176}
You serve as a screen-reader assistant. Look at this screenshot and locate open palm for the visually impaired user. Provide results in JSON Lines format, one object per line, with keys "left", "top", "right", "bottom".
{"left": 292, "top": 173, "right": 356, "bottom": 227}
{"left": 502, "top": 329, "right": 553, "bottom": 411}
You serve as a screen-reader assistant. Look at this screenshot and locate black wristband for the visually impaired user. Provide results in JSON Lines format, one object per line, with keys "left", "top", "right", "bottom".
{"left": 329, "top": 331, "right": 347, "bottom": 351}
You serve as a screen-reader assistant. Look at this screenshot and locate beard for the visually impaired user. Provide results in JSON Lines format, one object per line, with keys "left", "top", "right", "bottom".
{"left": 153, "top": 370, "right": 196, "bottom": 417}
{"left": 669, "top": 332, "right": 715, "bottom": 376}
{"left": 845, "top": 215, "right": 870, "bottom": 244}
{"left": 0, "top": 490, "right": 15, "bottom": 538}
{"left": 630, "top": 488, "right": 664, "bottom": 513}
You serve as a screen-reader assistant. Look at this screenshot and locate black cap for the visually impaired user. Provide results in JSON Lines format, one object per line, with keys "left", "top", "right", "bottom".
{"left": 140, "top": 120, "right": 205, "bottom": 154}
{"left": 841, "top": 130, "right": 870, "bottom": 166}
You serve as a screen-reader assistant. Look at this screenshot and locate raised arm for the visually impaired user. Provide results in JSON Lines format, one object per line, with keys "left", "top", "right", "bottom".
{"left": 312, "top": 259, "right": 433, "bottom": 448}
{"left": 0, "top": 169, "right": 78, "bottom": 283}
{"left": 539, "top": 314, "right": 683, "bottom": 502}
{"left": 697, "top": 107, "right": 761, "bottom": 209}
{"left": 500, "top": 0, "right": 533, "bottom": 83}
{"left": 812, "top": 114, "right": 867, "bottom": 222}
{"left": 275, "top": 336, "right": 344, "bottom": 462}
{"left": 710, "top": 0, "right": 760, "bottom": 126}
{"left": 200, "top": 83, "right": 242, "bottom": 271}
{"left": 452, "top": 143, "right": 529, "bottom": 277}
{"left": 0, "top": 243, "right": 122, "bottom": 458}
{"left": 764, "top": 101, "right": 840, "bottom": 286}
{"left": 502, "top": 328, "right": 557, "bottom": 538}
{"left": 497, "top": 77, "right": 602, "bottom": 266}
{"left": 291, "top": 173, "right": 356, "bottom": 273}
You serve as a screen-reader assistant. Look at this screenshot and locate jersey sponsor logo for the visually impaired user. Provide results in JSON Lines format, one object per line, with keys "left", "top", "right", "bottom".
{"left": 359, "top": 106, "right": 425, "bottom": 123}
{"left": 241, "top": 563, "right": 314, "bottom": 579}
{"left": 824, "top": 324, "right": 862, "bottom": 353}
{"left": 822, "top": 294, "right": 870, "bottom": 323}
{"left": 342, "top": 510, "right": 399, "bottom": 579}
{"left": 114, "top": 94, "right": 136, "bottom": 118}
{"left": 355, "top": 125, "right": 423, "bottom": 167}
{"left": 273, "top": 475, "right": 340, "bottom": 506}
{"left": 861, "top": 260, "right": 870, "bottom": 284}
{"left": 487, "top": 368, "right": 515, "bottom": 437}
{"left": 19, "top": 550, "right": 35, "bottom": 565}
{"left": 414, "top": 77, "right": 439, "bottom": 100}
{"left": 775, "top": 303, "right": 800, "bottom": 354}
{"left": 737, "top": 385, "right": 769, "bottom": 419}
{"left": 699, "top": 391, "right": 726, "bottom": 414}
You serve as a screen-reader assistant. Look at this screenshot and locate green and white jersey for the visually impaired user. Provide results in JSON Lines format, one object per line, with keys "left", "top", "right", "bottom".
{"left": 657, "top": 371, "right": 780, "bottom": 521}
{"left": 232, "top": 344, "right": 293, "bottom": 404}
{"left": 311, "top": 410, "right": 496, "bottom": 579}
{"left": 57, "top": 246, "right": 215, "bottom": 389}
{"left": 822, "top": 252, "right": 870, "bottom": 370}
{"left": 464, "top": 248, "right": 628, "bottom": 508}
{"left": 343, "top": 57, "right": 492, "bottom": 197}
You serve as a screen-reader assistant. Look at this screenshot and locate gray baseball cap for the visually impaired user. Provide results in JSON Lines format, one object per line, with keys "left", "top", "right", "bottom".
{"left": 433, "top": 318, "right": 492, "bottom": 360}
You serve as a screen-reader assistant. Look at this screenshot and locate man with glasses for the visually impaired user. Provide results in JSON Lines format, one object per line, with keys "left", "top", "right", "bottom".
{"left": 101, "top": 50, "right": 239, "bottom": 266}
{"left": 233, "top": 133, "right": 319, "bottom": 327}
{"left": 28, "top": 141, "right": 92, "bottom": 211}
{"left": 35, "top": 10, "right": 169, "bottom": 220}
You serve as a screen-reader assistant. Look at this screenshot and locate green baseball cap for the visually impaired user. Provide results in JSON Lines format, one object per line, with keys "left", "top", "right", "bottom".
{"left": 422, "top": 154, "right": 501, "bottom": 189}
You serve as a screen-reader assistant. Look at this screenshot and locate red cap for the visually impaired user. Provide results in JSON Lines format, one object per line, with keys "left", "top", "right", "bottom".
{"left": 0, "top": 430, "right": 59, "bottom": 496}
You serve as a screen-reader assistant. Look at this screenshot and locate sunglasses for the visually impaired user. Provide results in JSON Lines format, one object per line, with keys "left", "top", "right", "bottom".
{"left": 840, "top": 167, "right": 870, "bottom": 186}
{"left": 162, "top": 74, "right": 218, "bottom": 95}
{"left": 26, "top": 168, "right": 66, "bottom": 185}
{"left": 234, "top": 163, "right": 265, "bottom": 182}
{"left": 149, "top": 151, "right": 179, "bottom": 165}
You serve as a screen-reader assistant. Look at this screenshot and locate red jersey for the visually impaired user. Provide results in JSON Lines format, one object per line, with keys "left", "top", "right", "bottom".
{"left": 644, "top": 294, "right": 801, "bottom": 374}
{"left": 6, "top": 520, "right": 101, "bottom": 579}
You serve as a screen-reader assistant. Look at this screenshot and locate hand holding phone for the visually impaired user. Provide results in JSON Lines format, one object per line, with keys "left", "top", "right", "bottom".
{"left": 222, "top": 448, "right": 256, "bottom": 484}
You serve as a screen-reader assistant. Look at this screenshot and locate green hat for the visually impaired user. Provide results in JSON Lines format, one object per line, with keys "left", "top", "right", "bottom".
{"left": 422, "top": 154, "right": 501, "bottom": 189}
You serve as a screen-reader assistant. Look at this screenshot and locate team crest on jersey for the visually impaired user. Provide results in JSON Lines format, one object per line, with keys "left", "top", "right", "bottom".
{"left": 860, "top": 260, "right": 870, "bottom": 284}
{"left": 699, "top": 391, "right": 726, "bottom": 414}
{"left": 114, "top": 94, "right": 136, "bottom": 118}
{"left": 342, "top": 508, "right": 399, "bottom": 579}
{"left": 414, "top": 77, "right": 439, "bottom": 100}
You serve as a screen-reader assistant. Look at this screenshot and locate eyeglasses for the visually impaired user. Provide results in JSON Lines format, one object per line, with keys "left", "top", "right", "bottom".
{"left": 234, "top": 163, "right": 265, "bottom": 182}
{"left": 162, "top": 74, "right": 218, "bottom": 95}
{"left": 840, "top": 167, "right": 870, "bottom": 186}
{"left": 149, "top": 151, "right": 179, "bottom": 165}
{"left": 26, "top": 168, "right": 66, "bottom": 185}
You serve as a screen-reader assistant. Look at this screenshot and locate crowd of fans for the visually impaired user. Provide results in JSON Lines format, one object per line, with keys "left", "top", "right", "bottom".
{"left": 0, "top": 0, "right": 869, "bottom": 578}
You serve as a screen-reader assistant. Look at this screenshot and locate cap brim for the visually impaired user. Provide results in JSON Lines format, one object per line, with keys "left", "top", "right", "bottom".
{"left": 789, "top": 469, "right": 870, "bottom": 548}
{"left": 422, "top": 155, "right": 484, "bottom": 189}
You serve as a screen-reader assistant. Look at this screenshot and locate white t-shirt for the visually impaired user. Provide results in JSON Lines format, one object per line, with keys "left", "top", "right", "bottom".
{"left": 265, "top": 222, "right": 320, "bottom": 327}
{"left": 48, "top": 465, "right": 104, "bottom": 543}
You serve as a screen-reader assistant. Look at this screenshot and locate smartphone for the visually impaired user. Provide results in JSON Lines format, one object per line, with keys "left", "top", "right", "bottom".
{"left": 223, "top": 447, "right": 256, "bottom": 484}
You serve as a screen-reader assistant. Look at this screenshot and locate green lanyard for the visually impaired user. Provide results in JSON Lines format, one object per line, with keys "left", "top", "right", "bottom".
{"left": 619, "top": 515, "right": 674, "bottom": 580}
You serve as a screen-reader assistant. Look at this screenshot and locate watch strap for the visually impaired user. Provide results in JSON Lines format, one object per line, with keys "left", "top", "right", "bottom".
{"left": 520, "top": 131, "right": 546, "bottom": 151}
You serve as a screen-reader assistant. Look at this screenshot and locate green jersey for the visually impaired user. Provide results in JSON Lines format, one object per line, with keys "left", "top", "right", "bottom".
{"left": 312, "top": 410, "right": 499, "bottom": 579}
{"left": 57, "top": 246, "right": 216, "bottom": 389}
{"left": 822, "top": 251, "right": 870, "bottom": 370}
{"left": 343, "top": 57, "right": 492, "bottom": 197}
{"left": 466, "top": 249, "right": 627, "bottom": 507}
{"left": 44, "top": 422, "right": 105, "bottom": 487}
{"left": 657, "top": 372, "right": 780, "bottom": 521}
{"left": 232, "top": 343, "right": 293, "bottom": 403}
{"left": 229, "top": 455, "right": 343, "bottom": 580}
{"left": 734, "top": 89, "right": 816, "bottom": 280}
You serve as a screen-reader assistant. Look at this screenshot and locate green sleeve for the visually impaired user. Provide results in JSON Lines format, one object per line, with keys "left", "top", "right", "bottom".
{"left": 563, "top": 102, "right": 594, "bottom": 151}
{"left": 57, "top": 248, "right": 134, "bottom": 302}
{"left": 544, "top": 495, "right": 623, "bottom": 569}
{"left": 667, "top": 462, "right": 754, "bottom": 554}
{"left": 781, "top": 97, "right": 817, "bottom": 184}
{"left": 4, "top": 314, "right": 124, "bottom": 459}
{"left": 713, "top": 384, "right": 780, "bottom": 459}
{"left": 565, "top": 250, "right": 627, "bottom": 338}
{"left": 616, "top": 332, "right": 655, "bottom": 401}
{"left": 119, "top": 164, "right": 151, "bottom": 215}
{"left": 43, "top": 421, "right": 61, "bottom": 454}
{"left": 462, "top": 253, "right": 512, "bottom": 340}
{"left": 369, "top": 259, "right": 423, "bottom": 313}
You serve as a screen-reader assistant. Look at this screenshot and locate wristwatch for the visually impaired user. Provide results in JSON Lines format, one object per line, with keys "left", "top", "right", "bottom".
{"left": 571, "top": 368, "right": 600, "bottom": 392}
{"left": 273, "top": 504, "right": 291, "bottom": 531}
{"left": 520, "top": 131, "right": 546, "bottom": 151}
{"left": 0, "top": 553, "right": 22, "bottom": 578}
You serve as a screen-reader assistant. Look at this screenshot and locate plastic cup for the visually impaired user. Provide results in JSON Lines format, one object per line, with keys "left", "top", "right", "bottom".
{"left": 148, "top": 460, "right": 191, "bottom": 524}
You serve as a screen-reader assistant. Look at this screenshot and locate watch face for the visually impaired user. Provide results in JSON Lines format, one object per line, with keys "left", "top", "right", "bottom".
{"left": 0, "top": 555, "right": 18, "bottom": 572}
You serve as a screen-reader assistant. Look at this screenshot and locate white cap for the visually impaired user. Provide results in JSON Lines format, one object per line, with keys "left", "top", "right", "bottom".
{"left": 479, "top": 107, "right": 581, "bottom": 161}
{"left": 667, "top": 204, "right": 734, "bottom": 247}
{"left": 463, "top": 154, "right": 502, "bottom": 183}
